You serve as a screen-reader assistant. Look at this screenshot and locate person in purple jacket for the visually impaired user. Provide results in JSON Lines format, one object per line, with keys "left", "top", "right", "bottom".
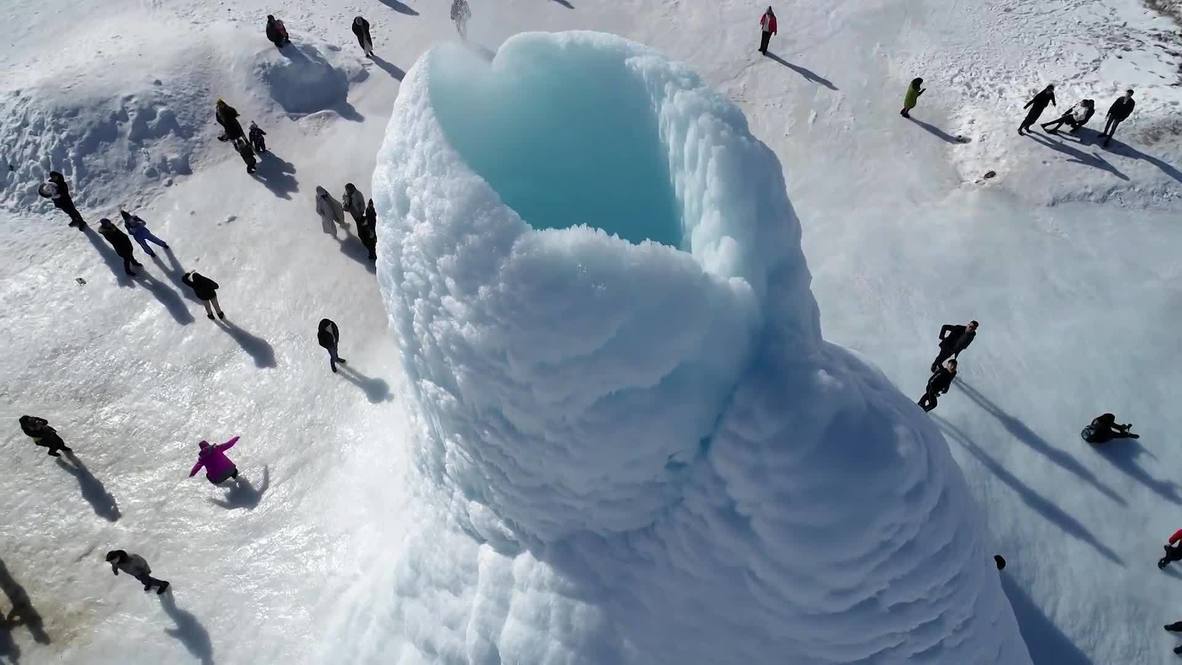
{"left": 188, "top": 436, "right": 240, "bottom": 484}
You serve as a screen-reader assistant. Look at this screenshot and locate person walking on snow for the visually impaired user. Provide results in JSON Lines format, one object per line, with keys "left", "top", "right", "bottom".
{"left": 900, "top": 78, "right": 925, "bottom": 118}
{"left": 1102, "top": 89, "right": 1135, "bottom": 147}
{"left": 1161, "top": 530, "right": 1182, "bottom": 569}
{"left": 181, "top": 271, "right": 224, "bottom": 320}
{"left": 38, "top": 171, "right": 86, "bottom": 228}
{"left": 758, "top": 7, "right": 777, "bottom": 55}
{"left": 918, "top": 360, "right": 957, "bottom": 413}
{"left": 930, "top": 320, "right": 977, "bottom": 373}
{"left": 233, "top": 138, "right": 257, "bottom": 174}
{"left": 265, "top": 15, "right": 290, "bottom": 48}
{"left": 1081, "top": 412, "right": 1139, "bottom": 444}
{"left": 315, "top": 186, "right": 344, "bottom": 234}
{"left": 215, "top": 99, "right": 245, "bottom": 142}
{"left": 342, "top": 183, "right": 366, "bottom": 225}
{"left": 1041, "top": 99, "right": 1094, "bottom": 134}
{"left": 1018, "top": 84, "right": 1056, "bottom": 135}
{"left": 19, "top": 416, "right": 72, "bottom": 457}
{"left": 317, "top": 318, "right": 347, "bottom": 373}
{"left": 352, "top": 16, "right": 374, "bottom": 57}
{"left": 119, "top": 210, "right": 170, "bottom": 258}
{"left": 98, "top": 218, "right": 144, "bottom": 276}
{"left": 359, "top": 199, "right": 378, "bottom": 262}
{"left": 450, "top": 0, "right": 471, "bottom": 38}
{"left": 105, "top": 550, "right": 170, "bottom": 595}
{"left": 188, "top": 436, "right": 241, "bottom": 484}
{"left": 248, "top": 122, "right": 267, "bottom": 154}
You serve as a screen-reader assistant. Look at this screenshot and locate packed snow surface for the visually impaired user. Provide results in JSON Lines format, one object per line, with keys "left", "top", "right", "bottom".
{"left": 368, "top": 31, "right": 1030, "bottom": 664}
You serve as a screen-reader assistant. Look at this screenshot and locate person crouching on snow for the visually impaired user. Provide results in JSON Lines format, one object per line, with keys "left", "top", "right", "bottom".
{"left": 188, "top": 437, "right": 240, "bottom": 485}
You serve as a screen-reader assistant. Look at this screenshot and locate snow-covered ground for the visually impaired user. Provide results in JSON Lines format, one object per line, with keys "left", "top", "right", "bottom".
{"left": 1, "top": 0, "right": 1180, "bottom": 664}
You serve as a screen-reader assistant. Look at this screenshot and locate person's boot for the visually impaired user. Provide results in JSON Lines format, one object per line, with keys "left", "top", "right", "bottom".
{"left": 338, "top": 358, "right": 347, "bottom": 365}
{"left": 156, "top": 581, "right": 170, "bottom": 595}
{"left": 217, "top": 310, "right": 226, "bottom": 320}
{"left": 207, "top": 313, "right": 215, "bottom": 320}
{"left": 1165, "top": 622, "right": 1182, "bottom": 632}
{"left": 1174, "top": 645, "right": 1182, "bottom": 655}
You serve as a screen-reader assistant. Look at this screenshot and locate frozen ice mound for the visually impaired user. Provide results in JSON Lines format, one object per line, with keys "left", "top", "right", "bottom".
{"left": 251, "top": 40, "right": 356, "bottom": 116}
{"left": 367, "top": 32, "right": 1032, "bottom": 665}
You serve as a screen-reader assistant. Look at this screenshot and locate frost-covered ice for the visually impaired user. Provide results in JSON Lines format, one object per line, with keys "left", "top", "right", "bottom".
{"left": 367, "top": 32, "right": 1030, "bottom": 664}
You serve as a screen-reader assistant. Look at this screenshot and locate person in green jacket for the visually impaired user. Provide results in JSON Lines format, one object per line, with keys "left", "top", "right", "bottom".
{"left": 900, "top": 77, "right": 925, "bottom": 118}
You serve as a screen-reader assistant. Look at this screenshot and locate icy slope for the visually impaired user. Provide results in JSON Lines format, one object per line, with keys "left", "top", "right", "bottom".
{"left": 366, "top": 31, "right": 1030, "bottom": 664}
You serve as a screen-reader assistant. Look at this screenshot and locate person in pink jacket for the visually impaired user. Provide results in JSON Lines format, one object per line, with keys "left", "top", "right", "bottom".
{"left": 188, "top": 436, "right": 240, "bottom": 484}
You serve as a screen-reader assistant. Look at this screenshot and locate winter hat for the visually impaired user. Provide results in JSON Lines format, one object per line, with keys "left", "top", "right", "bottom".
{"left": 105, "top": 550, "right": 127, "bottom": 563}
{"left": 993, "top": 555, "right": 1006, "bottom": 570}
{"left": 99, "top": 218, "right": 114, "bottom": 228}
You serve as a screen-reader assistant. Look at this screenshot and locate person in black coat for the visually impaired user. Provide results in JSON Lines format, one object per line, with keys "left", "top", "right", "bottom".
{"left": 97, "top": 218, "right": 143, "bottom": 276}
{"left": 182, "top": 271, "right": 224, "bottom": 320}
{"left": 918, "top": 360, "right": 957, "bottom": 412}
{"left": 233, "top": 138, "right": 257, "bottom": 174}
{"left": 317, "top": 319, "right": 347, "bottom": 373}
{"left": 215, "top": 99, "right": 244, "bottom": 142}
{"left": 358, "top": 199, "right": 378, "bottom": 262}
{"left": 930, "top": 320, "right": 977, "bottom": 372}
{"left": 1102, "top": 89, "right": 1135, "bottom": 147}
{"left": 38, "top": 171, "right": 86, "bottom": 228}
{"left": 265, "top": 15, "right": 290, "bottom": 48}
{"left": 19, "top": 415, "right": 72, "bottom": 457}
{"left": 1018, "top": 84, "right": 1056, "bottom": 135}
{"left": 1082, "top": 413, "right": 1139, "bottom": 443}
{"left": 352, "top": 16, "right": 374, "bottom": 57}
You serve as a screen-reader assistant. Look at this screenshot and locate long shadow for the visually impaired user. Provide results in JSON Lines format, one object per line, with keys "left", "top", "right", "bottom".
{"left": 214, "top": 319, "right": 277, "bottom": 369}
{"left": 159, "top": 593, "right": 213, "bottom": 665}
{"left": 370, "top": 54, "right": 405, "bottom": 81}
{"left": 1091, "top": 438, "right": 1182, "bottom": 504}
{"left": 935, "top": 416, "right": 1124, "bottom": 565}
{"left": 335, "top": 228, "right": 377, "bottom": 273}
{"left": 0, "top": 557, "right": 50, "bottom": 662}
{"left": 56, "top": 453, "right": 120, "bottom": 522}
{"left": 1027, "top": 131, "right": 1129, "bottom": 180}
{"left": 763, "top": 52, "right": 838, "bottom": 90}
{"left": 81, "top": 226, "right": 133, "bottom": 287}
{"left": 338, "top": 365, "right": 393, "bottom": 403}
{"left": 1000, "top": 574, "right": 1094, "bottom": 665}
{"left": 550, "top": 0, "right": 574, "bottom": 8}
{"left": 133, "top": 271, "right": 195, "bottom": 326}
{"left": 906, "top": 116, "right": 962, "bottom": 144}
{"left": 956, "top": 381, "right": 1126, "bottom": 506}
{"left": 252, "top": 152, "right": 299, "bottom": 199}
{"left": 1104, "top": 137, "right": 1182, "bottom": 183}
{"left": 208, "top": 466, "right": 270, "bottom": 511}
{"left": 334, "top": 102, "right": 365, "bottom": 123}
{"left": 377, "top": 0, "right": 420, "bottom": 14}
{"left": 152, "top": 249, "right": 201, "bottom": 306}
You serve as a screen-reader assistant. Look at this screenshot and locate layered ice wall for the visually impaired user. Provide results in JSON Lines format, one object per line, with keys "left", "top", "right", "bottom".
{"left": 368, "top": 32, "right": 1031, "bottom": 665}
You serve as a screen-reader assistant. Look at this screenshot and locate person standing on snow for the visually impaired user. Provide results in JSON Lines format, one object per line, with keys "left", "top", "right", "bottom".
{"left": 317, "top": 318, "right": 348, "bottom": 373}
{"left": 1101, "top": 89, "right": 1135, "bottom": 147}
{"left": 315, "top": 186, "right": 344, "bottom": 234}
{"left": 181, "top": 271, "right": 225, "bottom": 320}
{"left": 215, "top": 99, "right": 245, "bottom": 143}
{"left": 19, "top": 415, "right": 72, "bottom": 457}
{"left": 1160, "top": 529, "right": 1182, "bottom": 570}
{"left": 930, "top": 320, "right": 977, "bottom": 373}
{"left": 918, "top": 359, "right": 957, "bottom": 413}
{"left": 233, "top": 138, "right": 257, "bottom": 174}
{"left": 900, "top": 78, "right": 925, "bottom": 118}
{"left": 98, "top": 218, "right": 144, "bottom": 276}
{"left": 450, "top": 0, "right": 471, "bottom": 38}
{"left": 265, "top": 15, "right": 290, "bottom": 48}
{"left": 38, "top": 171, "right": 86, "bottom": 228}
{"left": 119, "top": 210, "right": 170, "bottom": 258}
{"left": 188, "top": 436, "right": 241, "bottom": 484}
{"left": 758, "top": 7, "right": 777, "bottom": 55}
{"left": 248, "top": 122, "right": 267, "bottom": 154}
{"left": 1082, "top": 412, "right": 1139, "bottom": 444}
{"left": 1018, "top": 84, "right": 1056, "bottom": 135}
{"left": 1041, "top": 99, "right": 1094, "bottom": 134}
{"left": 105, "top": 550, "right": 170, "bottom": 595}
{"left": 342, "top": 183, "right": 366, "bottom": 225}
{"left": 358, "top": 199, "right": 378, "bottom": 262}
{"left": 352, "top": 16, "right": 374, "bottom": 58}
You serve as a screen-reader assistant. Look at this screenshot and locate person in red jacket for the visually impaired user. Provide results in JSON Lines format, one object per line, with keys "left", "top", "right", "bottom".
{"left": 1158, "top": 529, "right": 1182, "bottom": 570}
{"left": 759, "top": 7, "right": 777, "bottom": 55}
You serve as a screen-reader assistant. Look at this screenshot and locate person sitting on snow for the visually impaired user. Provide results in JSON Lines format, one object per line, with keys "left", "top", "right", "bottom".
{"left": 1081, "top": 412, "right": 1138, "bottom": 444}
{"left": 1041, "top": 99, "right": 1094, "bottom": 134}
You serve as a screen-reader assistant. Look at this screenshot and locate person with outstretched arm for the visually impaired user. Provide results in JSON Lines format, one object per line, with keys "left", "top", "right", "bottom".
{"left": 759, "top": 7, "right": 777, "bottom": 55}
{"left": 1102, "top": 89, "right": 1135, "bottom": 147}
{"left": 120, "top": 210, "right": 170, "bottom": 258}
{"left": 106, "top": 550, "right": 169, "bottom": 594}
{"left": 188, "top": 437, "right": 241, "bottom": 485}
{"left": 918, "top": 360, "right": 957, "bottom": 412}
{"left": 930, "top": 320, "right": 977, "bottom": 373}
{"left": 1018, "top": 84, "right": 1056, "bottom": 135}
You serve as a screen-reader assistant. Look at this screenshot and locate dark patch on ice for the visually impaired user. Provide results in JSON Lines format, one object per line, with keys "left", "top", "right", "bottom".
{"left": 215, "top": 320, "right": 277, "bottom": 369}
{"left": 208, "top": 466, "right": 270, "bottom": 511}
{"left": 377, "top": 0, "right": 420, "bottom": 15}
{"left": 763, "top": 52, "right": 838, "bottom": 90}
{"left": 159, "top": 593, "right": 214, "bottom": 665}
{"left": 338, "top": 365, "right": 392, "bottom": 403}
{"left": 56, "top": 453, "right": 121, "bottom": 522}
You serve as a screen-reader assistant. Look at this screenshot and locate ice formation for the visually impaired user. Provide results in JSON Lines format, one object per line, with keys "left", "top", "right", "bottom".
{"left": 369, "top": 32, "right": 1032, "bottom": 664}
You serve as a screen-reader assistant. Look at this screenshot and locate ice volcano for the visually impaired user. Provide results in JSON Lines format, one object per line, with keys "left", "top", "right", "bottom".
{"left": 368, "top": 32, "right": 1031, "bottom": 665}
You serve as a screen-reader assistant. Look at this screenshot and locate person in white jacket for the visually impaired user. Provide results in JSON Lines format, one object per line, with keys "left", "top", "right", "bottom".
{"left": 342, "top": 183, "right": 366, "bottom": 225}
{"left": 315, "top": 186, "right": 344, "bottom": 235}
{"left": 1041, "top": 98, "right": 1094, "bottom": 134}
